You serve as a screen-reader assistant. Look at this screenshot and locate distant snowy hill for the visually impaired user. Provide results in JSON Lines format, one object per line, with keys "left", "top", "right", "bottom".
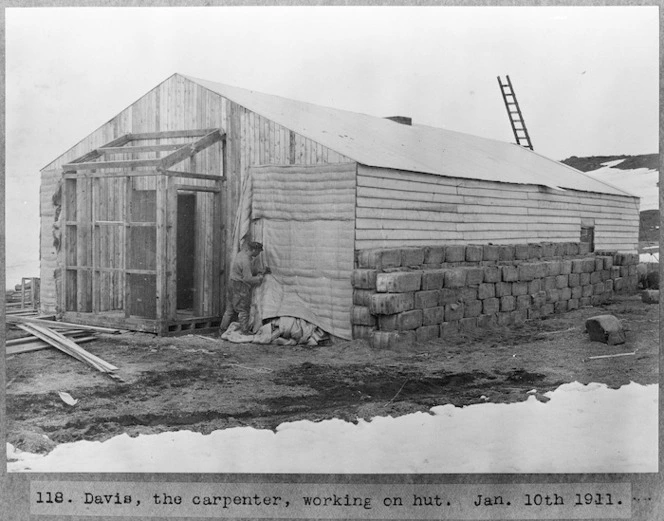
{"left": 561, "top": 154, "right": 659, "bottom": 211}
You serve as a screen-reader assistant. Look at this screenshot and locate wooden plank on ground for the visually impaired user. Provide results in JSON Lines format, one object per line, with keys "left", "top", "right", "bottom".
{"left": 5, "top": 315, "right": 123, "bottom": 334}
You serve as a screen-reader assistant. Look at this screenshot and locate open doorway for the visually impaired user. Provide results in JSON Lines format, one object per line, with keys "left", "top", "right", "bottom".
{"left": 176, "top": 193, "right": 196, "bottom": 311}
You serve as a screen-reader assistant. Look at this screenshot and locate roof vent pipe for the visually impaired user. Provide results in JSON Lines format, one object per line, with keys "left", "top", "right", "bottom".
{"left": 384, "top": 116, "right": 412, "bottom": 126}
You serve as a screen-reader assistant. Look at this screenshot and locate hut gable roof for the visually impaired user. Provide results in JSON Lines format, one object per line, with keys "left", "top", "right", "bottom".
{"left": 185, "top": 74, "right": 633, "bottom": 197}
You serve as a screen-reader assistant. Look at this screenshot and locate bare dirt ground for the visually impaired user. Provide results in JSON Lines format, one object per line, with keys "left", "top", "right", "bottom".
{"left": 5, "top": 293, "right": 659, "bottom": 455}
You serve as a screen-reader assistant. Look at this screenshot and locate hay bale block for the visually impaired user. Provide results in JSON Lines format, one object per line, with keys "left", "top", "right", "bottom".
{"left": 352, "top": 269, "right": 378, "bottom": 289}
{"left": 600, "top": 270, "right": 611, "bottom": 282}
{"left": 590, "top": 271, "right": 602, "bottom": 284}
{"left": 484, "top": 266, "right": 502, "bottom": 283}
{"left": 641, "top": 290, "right": 659, "bottom": 304}
{"left": 439, "top": 288, "right": 460, "bottom": 306}
{"left": 466, "top": 245, "right": 483, "bottom": 262}
{"left": 445, "top": 302, "right": 464, "bottom": 321}
{"left": 401, "top": 247, "right": 425, "bottom": 267}
{"left": 414, "top": 290, "right": 440, "bottom": 309}
{"left": 460, "top": 287, "right": 478, "bottom": 302}
{"left": 495, "top": 282, "right": 512, "bottom": 297}
{"left": 353, "top": 289, "right": 375, "bottom": 306}
{"left": 370, "top": 330, "right": 415, "bottom": 349}
{"left": 561, "top": 287, "right": 572, "bottom": 300}
{"left": 515, "top": 243, "right": 530, "bottom": 260}
{"left": 351, "top": 306, "right": 376, "bottom": 326}
{"left": 585, "top": 315, "right": 626, "bottom": 345}
{"left": 370, "top": 293, "right": 414, "bottom": 315}
{"left": 500, "top": 295, "right": 516, "bottom": 312}
{"left": 593, "top": 282, "right": 605, "bottom": 295}
{"left": 496, "top": 312, "right": 514, "bottom": 326}
{"left": 516, "top": 295, "right": 531, "bottom": 309}
{"left": 543, "top": 276, "right": 557, "bottom": 291}
{"left": 532, "top": 291, "right": 547, "bottom": 307}
{"left": 528, "top": 279, "right": 542, "bottom": 293}
{"left": 440, "top": 320, "right": 459, "bottom": 337}
{"left": 477, "top": 313, "right": 497, "bottom": 329}
{"left": 424, "top": 246, "right": 444, "bottom": 264}
{"left": 357, "top": 248, "right": 401, "bottom": 269}
{"left": 604, "top": 280, "right": 614, "bottom": 293}
{"left": 483, "top": 297, "right": 500, "bottom": 315}
{"left": 478, "top": 283, "right": 496, "bottom": 300}
{"left": 483, "top": 245, "right": 500, "bottom": 261}
{"left": 571, "top": 259, "right": 586, "bottom": 274}
{"left": 459, "top": 317, "right": 478, "bottom": 332}
{"left": 567, "top": 298, "right": 579, "bottom": 311}
{"left": 445, "top": 269, "right": 467, "bottom": 288}
{"left": 571, "top": 286, "right": 583, "bottom": 299}
{"left": 396, "top": 309, "right": 423, "bottom": 330}
{"left": 582, "top": 258, "right": 596, "bottom": 273}
{"left": 502, "top": 265, "right": 519, "bottom": 282}
{"left": 568, "top": 273, "right": 580, "bottom": 287}
{"left": 552, "top": 243, "right": 566, "bottom": 257}
{"left": 602, "top": 256, "right": 614, "bottom": 269}
{"left": 376, "top": 271, "right": 422, "bottom": 293}
{"left": 464, "top": 300, "right": 482, "bottom": 318}
{"left": 416, "top": 325, "right": 440, "bottom": 343}
{"left": 465, "top": 268, "right": 484, "bottom": 286}
{"left": 352, "top": 325, "right": 375, "bottom": 339}
{"left": 528, "top": 243, "right": 543, "bottom": 259}
{"left": 540, "top": 243, "right": 555, "bottom": 258}
{"left": 547, "top": 288, "right": 561, "bottom": 302}
{"left": 613, "top": 277, "right": 624, "bottom": 292}
{"left": 498, "top": 245, "right": 516, "bottom": 261}
{"left": 569, "top": 243, "right": 580, "bottom": 256}
{"left": 421, "top": 269, "right": 446, "bottom": 290}
{"left": 578, "top": 242, "right": 591, "bottom": 255}
{"left": 422, "top": 306, "right": 445, "bottom": 326}
{"left": 561, "top": 260, "right": 573, "bottom": 275}
{"left": 547, "top": 260, "right": 563, "bottom": 277}
{"left": 556, "top": 274, "right": 569, "bottom": 289}
{"left": 582, "top": 285, "right": 593, "bottom": 298}
{"left": 445, "top": 245, "right": 466, "bottom": 263}
{"left": 512, "top": 281, "right": 528, "bottom": 296}
{"left": 579, "top": 297, "right": 591, "bottom": 307}
{"left": 378, "top": 314, "right": 398, "bottom": 330}
{"left": 554, "top": 300, "right": 568, "bottom": 314}
{"left": 580, "top": 273, "right": 591, "bottom": 286}
{"left": 519, "top": 264, "right": 535, "bottom": 282}
{"left": 594, "top": 258, "right": 604, "bottom": 271}
{"left": 527, "top": 308, "right": 542, "bottom": 320}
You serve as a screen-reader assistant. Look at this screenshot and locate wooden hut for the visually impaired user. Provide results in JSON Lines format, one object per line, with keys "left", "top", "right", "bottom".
{"left": 40, "top": 73, "right": 640, "bottom": 337}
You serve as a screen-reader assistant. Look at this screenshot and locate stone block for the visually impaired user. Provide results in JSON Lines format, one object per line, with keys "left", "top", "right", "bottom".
{"left": 459, "top": 317, "right": 478, "bottom": 333}
{"left": 352, "top": 269, "right": 378, "bottom": 289}
{"left": 641, "top": 290, "right": 659, "bottom": 304}
{"left": 500, "top": 295, "right": 516, "bottom": 312}
{"left": 414, "top": 290, "right": 440, "bottom": 309}
{"left": 561, "top": 287, "right": 572, "bottom": 300}
{"left": 502, "top": 265, "right": 519, "bottom": 282}
{"left": 518, "top": 263, "right": 537, "bottom": 281}
{"left": 464, "top": 300, "right": 483, "bottom": 318}
{"left": 465, "top": 245, "right": 483, "bottom": 262}
{"left": 445, "top": 245, "right": 466, "bottom": 263}
{"left": 516, "top": 294, "right": 531, "bottom": 309}
{"left": 482, "top": 297, "right": 500, "bottom": 315}
{"left": 484, "top": 266, "right": 502, "bottom": 283}
{"left": 357, "top": 249, "right": 401, "bottom": 269}
{"left": 370, "top": 330, "right": 415, "bottom": 349}
{"left": 421, "top": 269, "right": 446, "bottom": 290}
{"left": 571, "top": 286, "right": 583, "bottom": 299}
{"left": 370, "top": 293, "right": 414, "bottom": 315}
{"left": 568, "top": 273, "right": 580, "bottom": 287}
{"left": 498, "top": 245, "right": 516, "bottom": 262}
{"left": 477, "top": 313, "right": 497, "bottom": 329}
{"left": 556, "top": 274, "right": 569, "bottom": 289}
{"left": 440, "top": 321, "right": 459, "bottom": 337}
{"left": 439, "top": 288, "right": 461, "bottom": 306}
{"left": 396, "top": 309, "right": 423, "bottom": 330}
{"left": 512, "top": 281, "right": 528, "bottom": 296}
{"left": 567, "top": 298, "right": 579, "bottom": 311}
{"left": 515, "top": 243, "right": 530, "bottom": 260}
{"left": 444, "top": 269, "right": 467, "bottom": 288}
{"left": 416, "top": 325, "right": 440, "bottom": 343}
{"left": 561, "top": 260, "right": 573, "bottom": 275}
{"left": 376, "top": 271, "right": 422, "bottom": 293}
{"left": 465, "top": 268, "right": 485, "bottom": 286}
{"left": 351, "top": 306, "right": 376, "bottom": 326}
{"left": 401, "top": 247, "right": 425, "bottom": 267}
{"left": 445, "top": 302, "right": 464, "bottom": 321}
{"left": 352, "top": 325, "right": 375, "bottom": 340}
{"left": 423, "top": 246, "right": 444, "bottom": 264}
{"left": 478, "top": 283, "right": 496, "bottom": 300}
{"left": 495, "top": 282, "right": 512, "bottom": 297}
{"left": 483, "top": 245, "right": 500, "bottom": 262}
{"left": 585, "top": 315, "right": 626, "bottom": 345}
{"left": 422, "top": 306, "right": 445, "bottom": 326}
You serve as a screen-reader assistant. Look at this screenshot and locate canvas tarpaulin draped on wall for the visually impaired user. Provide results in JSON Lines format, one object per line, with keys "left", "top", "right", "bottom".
{"left": 248, "top": 163, "right": 356, "bottom": 340}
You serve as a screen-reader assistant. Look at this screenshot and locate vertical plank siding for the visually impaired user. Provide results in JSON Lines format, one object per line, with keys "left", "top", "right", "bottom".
{"left": 355, "top": 165, "right": 640, "bottom": 251}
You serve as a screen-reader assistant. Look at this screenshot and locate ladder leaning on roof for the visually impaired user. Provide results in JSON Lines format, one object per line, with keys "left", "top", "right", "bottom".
{"left": 497, "top": 75, "right": 534, "bottom": 150}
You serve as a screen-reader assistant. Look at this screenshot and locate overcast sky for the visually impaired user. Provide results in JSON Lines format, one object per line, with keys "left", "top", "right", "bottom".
{"left": 4, "top": 6, "right": 659, "bottom": 285}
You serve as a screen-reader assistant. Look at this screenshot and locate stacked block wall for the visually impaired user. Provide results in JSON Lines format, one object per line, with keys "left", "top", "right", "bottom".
{"left": 351, "top": 242, "right": 640, "bottom": 345}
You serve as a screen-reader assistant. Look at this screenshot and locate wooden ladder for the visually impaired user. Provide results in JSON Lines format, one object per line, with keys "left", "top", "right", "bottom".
{"left": 497, "top": 75, "right": 533, "bottom": 150}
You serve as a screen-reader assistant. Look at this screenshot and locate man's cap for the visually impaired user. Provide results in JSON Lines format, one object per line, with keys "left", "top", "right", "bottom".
{"left": 249, "top": 241, "right": 264, "bottom": 251}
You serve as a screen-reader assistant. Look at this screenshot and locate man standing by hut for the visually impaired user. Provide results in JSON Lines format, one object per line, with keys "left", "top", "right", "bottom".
{"left": 219, "top": 241, "right": 269, "bottom": 335}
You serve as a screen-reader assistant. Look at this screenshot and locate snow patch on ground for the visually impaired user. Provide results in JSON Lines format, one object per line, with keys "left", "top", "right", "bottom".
{"left": 584, "top": 166, "right": 658, "bottom": 211}
{"left": 7, "top": 382, "right": 657, "bottom": 474}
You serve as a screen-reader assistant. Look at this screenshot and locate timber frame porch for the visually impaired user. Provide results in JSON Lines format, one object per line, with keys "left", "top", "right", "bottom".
{"left": 59, "top": 129, "right": 226, "bottom": 335}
